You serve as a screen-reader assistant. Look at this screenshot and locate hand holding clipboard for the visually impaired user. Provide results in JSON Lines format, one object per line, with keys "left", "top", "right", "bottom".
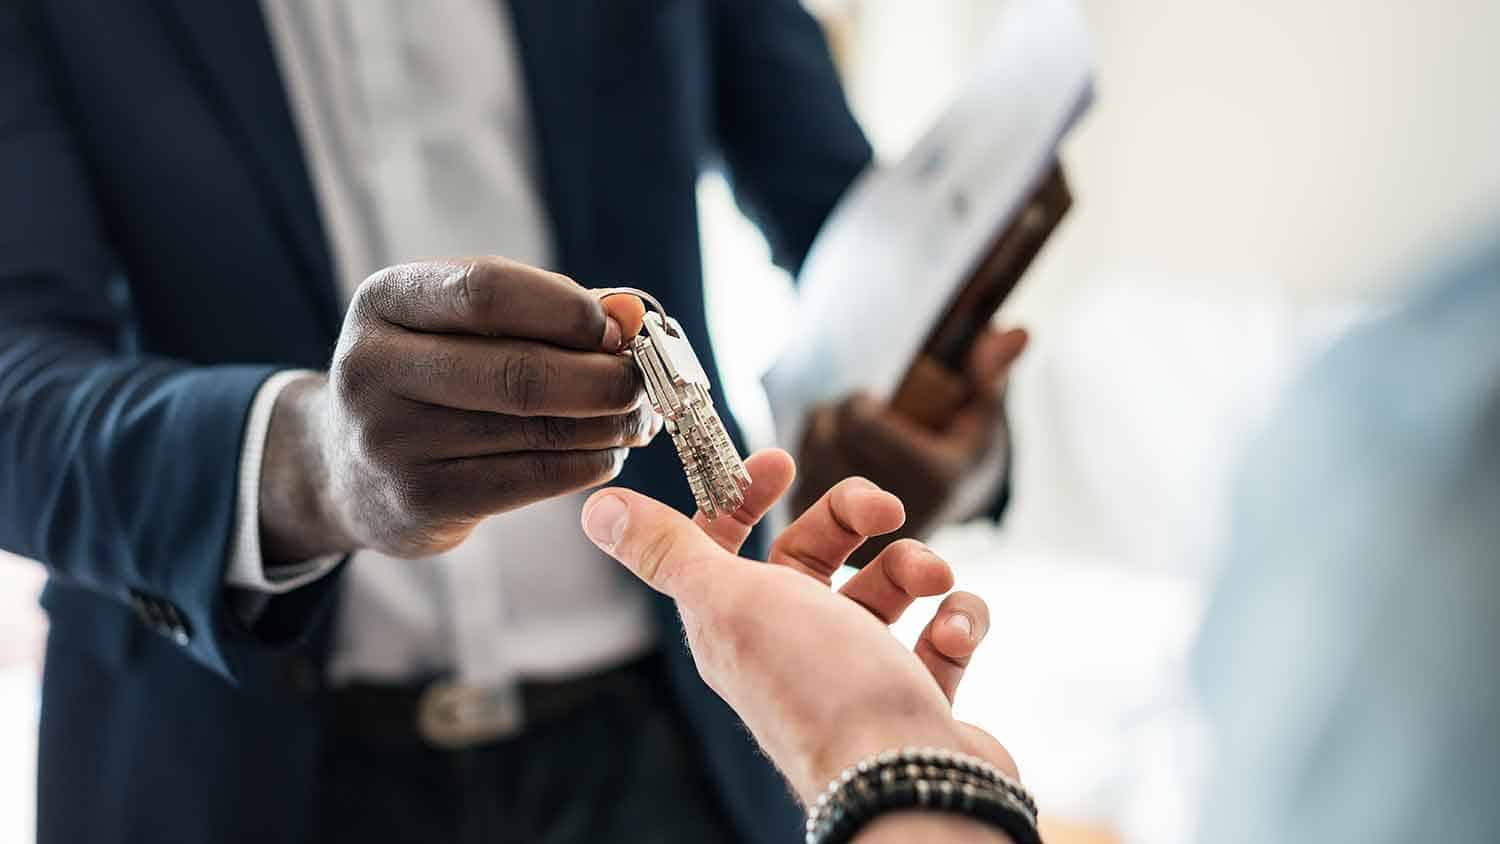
{"left": 891, "top": 164, "right": 1071, "bottom": 430}
{"left": 763, "top": 0, "right": 1092, "bottom": 536}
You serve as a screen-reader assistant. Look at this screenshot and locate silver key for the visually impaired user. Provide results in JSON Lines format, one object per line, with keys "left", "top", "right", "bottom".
{"left": 602, "top": 288, "right": 751, "bottom": 519}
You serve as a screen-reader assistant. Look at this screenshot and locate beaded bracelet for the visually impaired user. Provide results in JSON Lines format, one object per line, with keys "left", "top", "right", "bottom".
{"left": 805, "top": 747, "right": 1040, "bottom": 844}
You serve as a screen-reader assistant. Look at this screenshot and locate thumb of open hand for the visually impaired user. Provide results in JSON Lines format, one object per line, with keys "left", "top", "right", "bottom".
{"left": 582, "top": 488, "right": 732, "bottom": 603}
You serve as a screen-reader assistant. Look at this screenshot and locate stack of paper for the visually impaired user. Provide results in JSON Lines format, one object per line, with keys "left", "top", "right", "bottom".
{"left": 763, "top": 0, "right": 1094, "bottom": 444}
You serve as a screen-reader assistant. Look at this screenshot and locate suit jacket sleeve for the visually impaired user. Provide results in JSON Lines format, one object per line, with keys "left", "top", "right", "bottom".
{"left": 0, "top": 2, "right": 328, "bottom": 682}
{"left": 709, "top": 0, "right": 873, "bottom": 274}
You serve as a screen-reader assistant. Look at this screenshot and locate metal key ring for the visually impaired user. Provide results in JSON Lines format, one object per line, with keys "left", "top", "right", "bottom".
{"left": 595, "top": 286, "right": 667, "bottom": 322}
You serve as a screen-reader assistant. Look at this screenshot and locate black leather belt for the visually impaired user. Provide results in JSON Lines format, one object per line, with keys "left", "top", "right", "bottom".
{"left": 329, "top": 653, "right": 659, "bottom": 751}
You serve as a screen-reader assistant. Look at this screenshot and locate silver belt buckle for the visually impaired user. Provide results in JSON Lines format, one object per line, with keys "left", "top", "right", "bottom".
{"left": 416, "top": 681, "right": 525, "bottom": 749}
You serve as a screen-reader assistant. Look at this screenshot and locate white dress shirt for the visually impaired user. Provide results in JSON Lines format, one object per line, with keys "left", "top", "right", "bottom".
{"left": 229, "top": 0, "right": 654, "bottom": 688}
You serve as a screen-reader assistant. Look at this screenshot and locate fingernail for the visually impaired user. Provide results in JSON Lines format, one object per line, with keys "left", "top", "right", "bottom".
{"left": 584, "top": 494, "right": 628, "bottom": 550}
{"left": 602, "top": 316, "right": 623, "bottom": 352}
{"left": 946, "top": 613, "right": 974, "bottom": 639}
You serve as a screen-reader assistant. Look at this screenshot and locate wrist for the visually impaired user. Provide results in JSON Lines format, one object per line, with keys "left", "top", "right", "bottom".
{"left": 800, "top": 717, "right": 966, "bottom": 805}
{"left": 259, "top": 373, "right": 356, "bottom": 562}
{"left": 858, "top": 813, "right": 1012, "bottom": 844}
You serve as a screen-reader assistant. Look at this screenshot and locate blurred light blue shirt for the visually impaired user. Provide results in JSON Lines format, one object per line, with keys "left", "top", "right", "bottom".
{"left": 1194, "top": 232, "right": 1500, "bottom": 842}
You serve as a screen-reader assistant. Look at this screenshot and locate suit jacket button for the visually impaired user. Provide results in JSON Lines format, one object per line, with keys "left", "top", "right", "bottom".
{"left": 161, "top": 604, "right": 192, "bottom": 645}
{"left": 130, "top": 590, "right": 191, "bottom": 644}
{"left": 128, "top": 590, "right": 157, "bottom": 627}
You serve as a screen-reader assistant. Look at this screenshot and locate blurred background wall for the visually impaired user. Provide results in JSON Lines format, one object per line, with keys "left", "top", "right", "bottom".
{"left": 709, "top": 0, "right": 1500, "bottom": 569}
{"left": 829, "top": 0, "right": 1500, "bottom": 303}
{"left": 3, "top": 1, "right": 1499, "bottom": 841}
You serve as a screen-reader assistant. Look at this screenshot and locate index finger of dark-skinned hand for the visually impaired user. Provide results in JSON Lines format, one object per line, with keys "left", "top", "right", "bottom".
{"left": 357, "top": 257, "right": 621, "bottom": 352}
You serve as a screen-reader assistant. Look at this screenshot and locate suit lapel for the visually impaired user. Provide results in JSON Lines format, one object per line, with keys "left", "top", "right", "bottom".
{"left": 508, "top": 0, "right": 599, "bottom": 278}
{"left": 154, "top": 0, "right": 597, "bottom": 322}
{"left": 154, "top": 0, "right": 342, "bottom": 334}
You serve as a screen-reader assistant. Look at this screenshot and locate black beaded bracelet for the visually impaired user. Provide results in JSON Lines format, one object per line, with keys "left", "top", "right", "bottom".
{"left": 805, "top": 747, "right": 1040, "bottom": 844}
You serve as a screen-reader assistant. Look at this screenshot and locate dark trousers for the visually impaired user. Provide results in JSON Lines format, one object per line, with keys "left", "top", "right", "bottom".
{"left": 318, "top": 657, "right": 738, "bottom": 844}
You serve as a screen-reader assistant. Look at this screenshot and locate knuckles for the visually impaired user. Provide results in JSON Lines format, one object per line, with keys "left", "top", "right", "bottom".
{"left": 391, "top": 469, "right": 442, "bottom": 523}
{"left": 446, "top": 260, "right": 601, "bottom": 349}
{"left": 499, "top": 349, "right": 552, "bottom": 413}
{"left": 349, "top": 264, "right": 410, "bottom": 325}
{"left": 523, "top": 416, "right": 577, "bottom": 451}
{"left": 602, "top": 357, "right": 646, "bottom": 412}
{"left": 626, "top": 406, "right": 657, "bottom": 445}
{"left": 610, "top": 407, "right": 654, "bottom": 448}
{"left": 354, "top": 412, "right": 415, "bottom": 463}
{"left": 347, "top": 271, "right": 383, "bottom": 321}
{"left": 448, "top": 260, "right": 496, "bottom": 322}
{"left": 329, "top": 321, "right": 401, "bottom": 411}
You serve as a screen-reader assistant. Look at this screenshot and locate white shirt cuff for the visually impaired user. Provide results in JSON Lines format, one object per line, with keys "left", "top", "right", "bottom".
{"left": 226, "top": 370, "right": 343, "bottom": 594}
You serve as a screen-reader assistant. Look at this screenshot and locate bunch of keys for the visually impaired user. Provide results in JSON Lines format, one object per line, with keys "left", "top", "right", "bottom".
{"left": 601, "top": 288, "right": 751, "bottom": 519}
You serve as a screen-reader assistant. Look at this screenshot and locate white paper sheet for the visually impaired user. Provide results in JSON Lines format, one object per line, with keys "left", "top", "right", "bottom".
{"left": 763, "top": 0, "right": 1094, "bottom": 446}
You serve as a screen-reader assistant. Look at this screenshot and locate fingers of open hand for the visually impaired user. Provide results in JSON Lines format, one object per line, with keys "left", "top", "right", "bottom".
{"left": 694, "top": 449, "right": 796, "bottom": 554}
{"left": 839, "top": 539, "right": 955, "bottom": 623}
{"left": 914, "top": 591, "right": 990, "bottom": 703}
{"left": 769, "top": 476, "right": 905, "bottom": 582}
{"left": 583, "top": 487, "right": 736, "bottom": 603}
{"left": 355, "top": 257, "right": 616, "bottom": 351}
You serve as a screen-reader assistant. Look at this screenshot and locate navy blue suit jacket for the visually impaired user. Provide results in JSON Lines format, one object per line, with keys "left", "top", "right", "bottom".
{"left": 0, "top": 1, "right": 871, "bottom": 841}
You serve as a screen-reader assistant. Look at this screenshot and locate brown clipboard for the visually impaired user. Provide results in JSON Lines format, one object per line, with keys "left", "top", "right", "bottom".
{"left": 888, "top": 163, "right": 1072, "bottom": 430}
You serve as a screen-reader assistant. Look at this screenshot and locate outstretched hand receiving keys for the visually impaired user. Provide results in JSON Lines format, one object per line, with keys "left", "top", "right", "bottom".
{"left": 580, "top": 448, "right": 1017, "bottom": 809}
